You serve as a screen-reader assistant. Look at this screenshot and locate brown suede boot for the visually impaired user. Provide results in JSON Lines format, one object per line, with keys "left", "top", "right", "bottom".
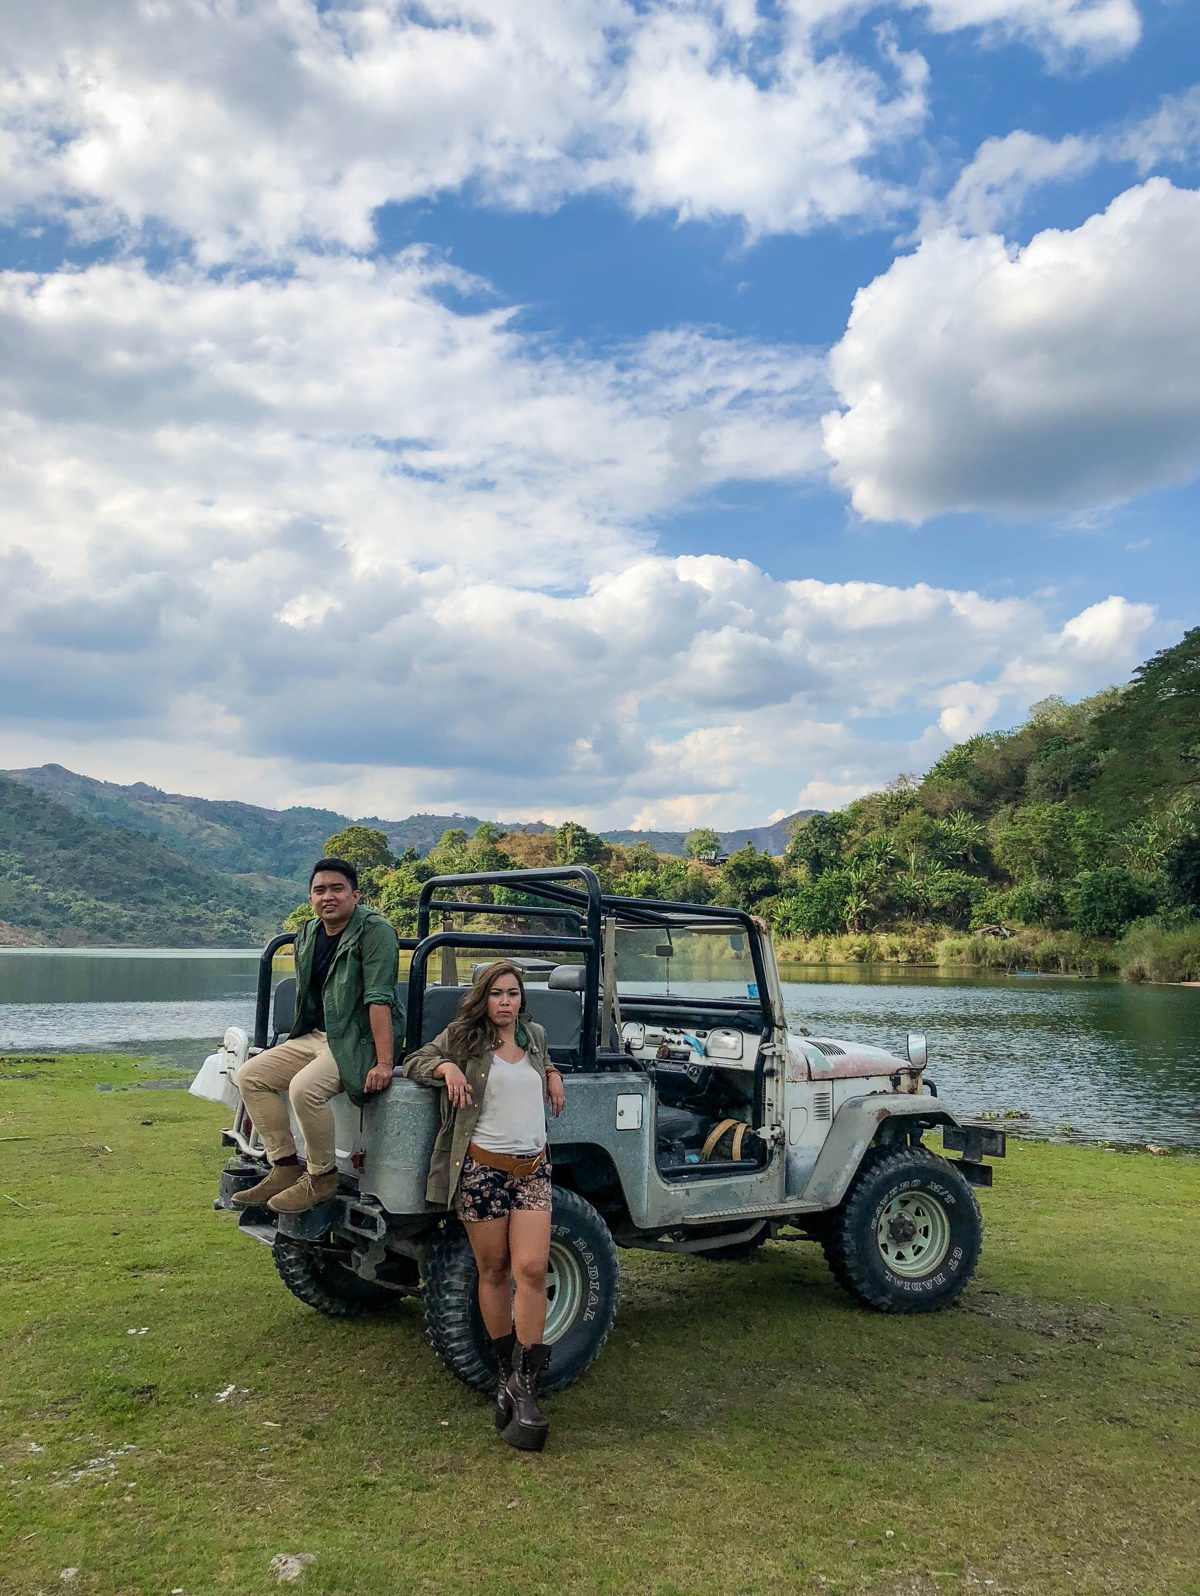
{"left": 267, "top": 1168, "right": 339, "bottom": 1214}
{"left": 231, "top": 1162, "right": 303, "bottom": 1208}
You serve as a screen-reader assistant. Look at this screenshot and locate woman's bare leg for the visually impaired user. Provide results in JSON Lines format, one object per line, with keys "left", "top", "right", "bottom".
{"left": 464, "top": 1217, "right": 513, "bottom": 1339}
{"left": 507, "top": 1209, "right": 552, "bottom": 1346}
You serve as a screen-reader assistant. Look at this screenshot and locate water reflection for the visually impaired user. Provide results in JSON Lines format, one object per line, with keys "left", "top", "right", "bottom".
{"left": 782, "top": 965, "right": 1200, "bottom": 1147}
{"left": 0, "top": 950, "right": 1196, "bottom": 1147}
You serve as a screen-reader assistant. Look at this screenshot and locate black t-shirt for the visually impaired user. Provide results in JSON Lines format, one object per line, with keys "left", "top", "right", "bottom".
{"left": 306, "top": 922, "right": 343, "bottom": 1033}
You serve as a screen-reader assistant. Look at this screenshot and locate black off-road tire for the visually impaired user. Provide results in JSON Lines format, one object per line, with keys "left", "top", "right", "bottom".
{"left": 421, "top": 1187, "right": 620, "bottom": 1396}
{"left": 822, "top": 1147, "right": 982, "bottom": 1313}
{"left": 272, "top": 1235, "right": 398, "bottom": 1317}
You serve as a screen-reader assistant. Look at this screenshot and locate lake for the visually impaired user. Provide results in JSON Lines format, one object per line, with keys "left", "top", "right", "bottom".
{"left": 1, "top": 949, "right": 1197, "bottom": 1148}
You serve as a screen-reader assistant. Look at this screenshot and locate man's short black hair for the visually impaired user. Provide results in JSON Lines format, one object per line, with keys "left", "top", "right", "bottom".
{"left": 309, "top": 856, "right": 359, "bottom": 890}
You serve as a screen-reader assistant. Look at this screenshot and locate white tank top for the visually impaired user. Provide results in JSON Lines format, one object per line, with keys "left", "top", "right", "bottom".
{"left": 470, "top": 1052, "right": 547, "bottom": 1156}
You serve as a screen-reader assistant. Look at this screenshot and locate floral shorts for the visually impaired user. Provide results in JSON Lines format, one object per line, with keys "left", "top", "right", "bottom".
{"left": 455, "top": 1154, "right": 553, "bottom": 1222}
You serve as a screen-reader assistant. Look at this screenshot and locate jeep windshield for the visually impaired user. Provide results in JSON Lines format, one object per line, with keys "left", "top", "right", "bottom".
{"left": 615, "top": 924, "right": 759, "bottom": 1000}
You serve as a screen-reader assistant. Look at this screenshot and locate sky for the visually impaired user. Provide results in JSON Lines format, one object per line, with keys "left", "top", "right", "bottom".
{"left": 1, "top": 1, "right": 1198, "bottom": 830}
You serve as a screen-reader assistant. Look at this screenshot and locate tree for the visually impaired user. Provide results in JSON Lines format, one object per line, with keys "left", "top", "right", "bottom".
{"left": 716, "top": 844, "right": 781, "bottom": 909}
{"left": 1091, "top": 626, "right": 1200, "bottom": 813}
{"left": 1069, "top": 867, "right": 1156, "bottom": 938}
{"left": 774, "top": 873, "right": 851, "bottom": 937}
{"left": 283, "top": 902, "right": 316, "bottom": 931}
{"left": 554, "top": 821, "right": 607, "bottom": 866}
{"left": 784, "top": 812, "right": 848, "bottom": 878}
{"left": 684, "top": 827, "right": 721, "bottom": 863}
{"left": 323, "top": 825, "right": 396, "bottom": 872}
{"left": 933, "top": 810, "right": 986, "bottom": 868}
{"left": 991, "top": 804, "right": 1113, "bottom": 884}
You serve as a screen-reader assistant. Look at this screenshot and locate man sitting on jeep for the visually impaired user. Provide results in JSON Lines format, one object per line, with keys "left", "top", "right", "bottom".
{"left": 233, "top": 856, "right": 403, "bottom": 1215}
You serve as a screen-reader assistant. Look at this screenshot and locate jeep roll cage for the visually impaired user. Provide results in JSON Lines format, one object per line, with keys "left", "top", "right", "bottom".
{"left": 252, "top": 866, "right": 773, "bottom": 1078}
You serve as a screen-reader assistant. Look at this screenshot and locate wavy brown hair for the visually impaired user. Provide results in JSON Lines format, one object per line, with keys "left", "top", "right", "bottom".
{"left": 446, "top": 959, "right": 528, "bottom": 1062}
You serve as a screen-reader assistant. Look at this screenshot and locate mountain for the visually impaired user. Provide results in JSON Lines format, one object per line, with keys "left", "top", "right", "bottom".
{"left": 359, "top": 812, "right": 556, "bottom": 857}
{"left": 3, "top": 764, "right": 343, "bottom": 882}
{"left": 2, "top": 765, "right": 817, "bottom": 872}
{"left": 0, "top": 775, "right": 297, "bottom": 947}
{"left": 600, "top": 813, "right": 819, "bottom": 857}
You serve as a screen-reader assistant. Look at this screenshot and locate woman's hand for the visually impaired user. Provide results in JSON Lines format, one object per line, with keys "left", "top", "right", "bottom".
{"left": 434, "top": 1060, "right": 473, "bottom": 1110}
{"left": 545, "top": 1067, "right": 565, "bottom": 1118}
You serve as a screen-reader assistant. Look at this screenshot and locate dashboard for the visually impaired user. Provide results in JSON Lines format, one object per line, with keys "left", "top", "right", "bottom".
{"left": 620, "top": 1020, "right": 760, "bottom": 1074}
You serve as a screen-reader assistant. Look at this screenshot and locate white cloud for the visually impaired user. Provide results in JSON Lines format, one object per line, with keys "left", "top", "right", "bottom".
{"left": 921, "top": 130, "right": 1099, "bottom": 236}
{"left": 1116, "top": 84, "right": 1200, "bottom": 174}
{"left": 904, "top": 0, "right": 1139, "bottom": 67}
{"left": 823, "top": 178, "right": 1200, "bottom": 523}
{"left": 0, "top": 1, "right": 1142, "bottom": 259}
{"left": 0, "top": 245, "right": 1157, "bottom": 822}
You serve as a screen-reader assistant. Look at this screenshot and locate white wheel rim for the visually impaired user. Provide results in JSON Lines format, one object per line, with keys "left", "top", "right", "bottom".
{"left": 876, "top": 1191, "right": 951, "bottom": 1278}
{"left": 542, "top": 1241, "right": 586, "bottom": 1344}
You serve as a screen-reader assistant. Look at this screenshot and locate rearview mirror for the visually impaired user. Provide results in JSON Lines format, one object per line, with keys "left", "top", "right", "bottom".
{"left": 728, "top": 934, "right": 745, "bottom": 951}
{"left": 655, "top": 944, "right": 672, "bottom": 958}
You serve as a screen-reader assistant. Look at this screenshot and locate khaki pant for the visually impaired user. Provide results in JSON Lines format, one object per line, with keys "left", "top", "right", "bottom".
{"left": 238, "top": 1032, "right": 344, "bottom": 1176}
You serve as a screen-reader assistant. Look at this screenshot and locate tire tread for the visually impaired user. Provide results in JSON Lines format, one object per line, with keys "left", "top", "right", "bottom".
{"left": 822, "top": 1145, "right": 982, "bottom": 1315}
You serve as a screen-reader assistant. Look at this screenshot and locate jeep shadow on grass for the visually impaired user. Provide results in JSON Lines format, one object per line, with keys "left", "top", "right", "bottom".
{"left": 196, "top": 866, "right": 1005, "bottom": 1394}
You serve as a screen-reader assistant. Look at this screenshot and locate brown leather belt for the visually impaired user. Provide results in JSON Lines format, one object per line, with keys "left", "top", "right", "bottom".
{"left": 467, "top": 1141, "right": 547, "bottom": 1179}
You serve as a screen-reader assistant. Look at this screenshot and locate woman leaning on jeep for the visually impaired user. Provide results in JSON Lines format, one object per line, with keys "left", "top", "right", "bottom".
{"left": 403, "top": 960, "right": 565, "bottom": 1451}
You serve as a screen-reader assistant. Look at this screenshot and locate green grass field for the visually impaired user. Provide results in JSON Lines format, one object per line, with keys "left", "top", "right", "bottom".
{"left": 2, "top": 1054, "right": 1198, "bottom": 1596}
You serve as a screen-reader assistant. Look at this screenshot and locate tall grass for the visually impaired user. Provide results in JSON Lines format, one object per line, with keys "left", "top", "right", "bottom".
{"left": 937, "top": 928, "right": 1119, "bottom": 976}
{"left": 1118, "top": 920, "right": 1200, "bottom": 983}
{"left": 775, "top": 927, "right": 942, "bottom": 965}
{"left": 775, "top": 925, "right": 1121, "bottom": 975}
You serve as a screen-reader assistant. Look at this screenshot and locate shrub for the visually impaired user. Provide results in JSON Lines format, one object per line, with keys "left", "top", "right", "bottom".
{"left": 772, "top": 873, "right": 851, "bottom": 936}
{"left": 1117, "top": 918, "right": 1200, "bottom": 983}
{"left": 1068, "top": 866, "right": 1156, "bottom": 938}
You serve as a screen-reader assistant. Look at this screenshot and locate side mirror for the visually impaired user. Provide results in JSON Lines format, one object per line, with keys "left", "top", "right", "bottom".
{"left": 906, "top": 1031, "right": 928, "bottom": 1069}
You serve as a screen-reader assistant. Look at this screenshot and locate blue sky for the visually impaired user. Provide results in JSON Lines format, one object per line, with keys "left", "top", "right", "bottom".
{"left": 0, "top": 1, "right": 1197, "bottom": 827}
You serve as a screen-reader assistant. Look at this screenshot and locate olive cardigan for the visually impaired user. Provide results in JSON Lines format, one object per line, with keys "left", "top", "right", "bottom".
{"left": 403, "top": 1018, "right": 557, "bottom": 1207}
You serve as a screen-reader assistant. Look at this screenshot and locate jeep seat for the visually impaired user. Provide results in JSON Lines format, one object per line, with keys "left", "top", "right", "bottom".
{"left": 414, "top": 983, "right": 584, "bottom": 1068}
{"left": 270, "top": 977, "right": 296, "bottom": 1045}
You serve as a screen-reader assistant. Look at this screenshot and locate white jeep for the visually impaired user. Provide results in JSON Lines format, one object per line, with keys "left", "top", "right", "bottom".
{"left": 196, "top": 866, "right": 1004, "bottom": 1394}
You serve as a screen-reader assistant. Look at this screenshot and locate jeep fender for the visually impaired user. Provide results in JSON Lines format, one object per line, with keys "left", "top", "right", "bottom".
{"left": 798, "top": 1095, "right": 959, "bottom": 1212}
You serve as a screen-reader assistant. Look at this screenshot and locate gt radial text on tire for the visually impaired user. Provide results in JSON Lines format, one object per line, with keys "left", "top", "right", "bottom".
{"left": 272, "top": 1235, "right": 401, "bottom": 1317}
{"left": 822, "top": 1147, "right": 982, "bottom": 1313}
{"left": 421, "top": 1186, "right": 620, "bottom": 1396}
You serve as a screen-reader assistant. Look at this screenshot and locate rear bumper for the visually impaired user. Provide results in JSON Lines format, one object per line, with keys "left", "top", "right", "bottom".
{"left": 214, "top": 1158, "right": 393, "bottom": 1246}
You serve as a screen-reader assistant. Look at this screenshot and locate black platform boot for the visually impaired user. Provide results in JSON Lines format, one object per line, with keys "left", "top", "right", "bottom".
{"left": 499, "top": 1342, "right": 551, "bottom": 1452}
{"left": 491, "top": 1330, "right": 517, "bottom": 1432}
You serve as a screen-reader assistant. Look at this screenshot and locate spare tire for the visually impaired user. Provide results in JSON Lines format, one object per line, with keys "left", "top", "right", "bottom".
{"left": 421, "top": 1186, "right": 620, "bottom": 1395}
{"left": 272, "top": 1235, "right": 403, "bottom": 1316}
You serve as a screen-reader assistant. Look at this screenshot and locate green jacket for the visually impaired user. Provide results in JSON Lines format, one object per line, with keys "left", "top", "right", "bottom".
{"left": 290, "top": 905, "right": 404, "bottom": 1107}
{"left": 403, "top": 1018, "right": 554, "bottom": 1207}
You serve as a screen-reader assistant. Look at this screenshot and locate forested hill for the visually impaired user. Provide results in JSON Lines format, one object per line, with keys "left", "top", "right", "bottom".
{"left": 0, "top": 765, "right": 816, "bottom": 875}
{"left": 767, "top": 626, "right": 1200, "bottom": 942}
{"left": 0, "top": 775, "right": 297, "bottom": 947}
{"left": 0, "top": 765, "right": 348, "bottom": 881}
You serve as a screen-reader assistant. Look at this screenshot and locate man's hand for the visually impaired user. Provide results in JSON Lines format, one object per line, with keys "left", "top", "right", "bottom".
{"left": 366, "top": 1004, "right": 395, "bottom": 1094}
{"left": 546, "top": 1067, "right": 565, "bottom": 1118}
{"left": 364, "top": 1062, "right": 394, "bottom": 1094}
